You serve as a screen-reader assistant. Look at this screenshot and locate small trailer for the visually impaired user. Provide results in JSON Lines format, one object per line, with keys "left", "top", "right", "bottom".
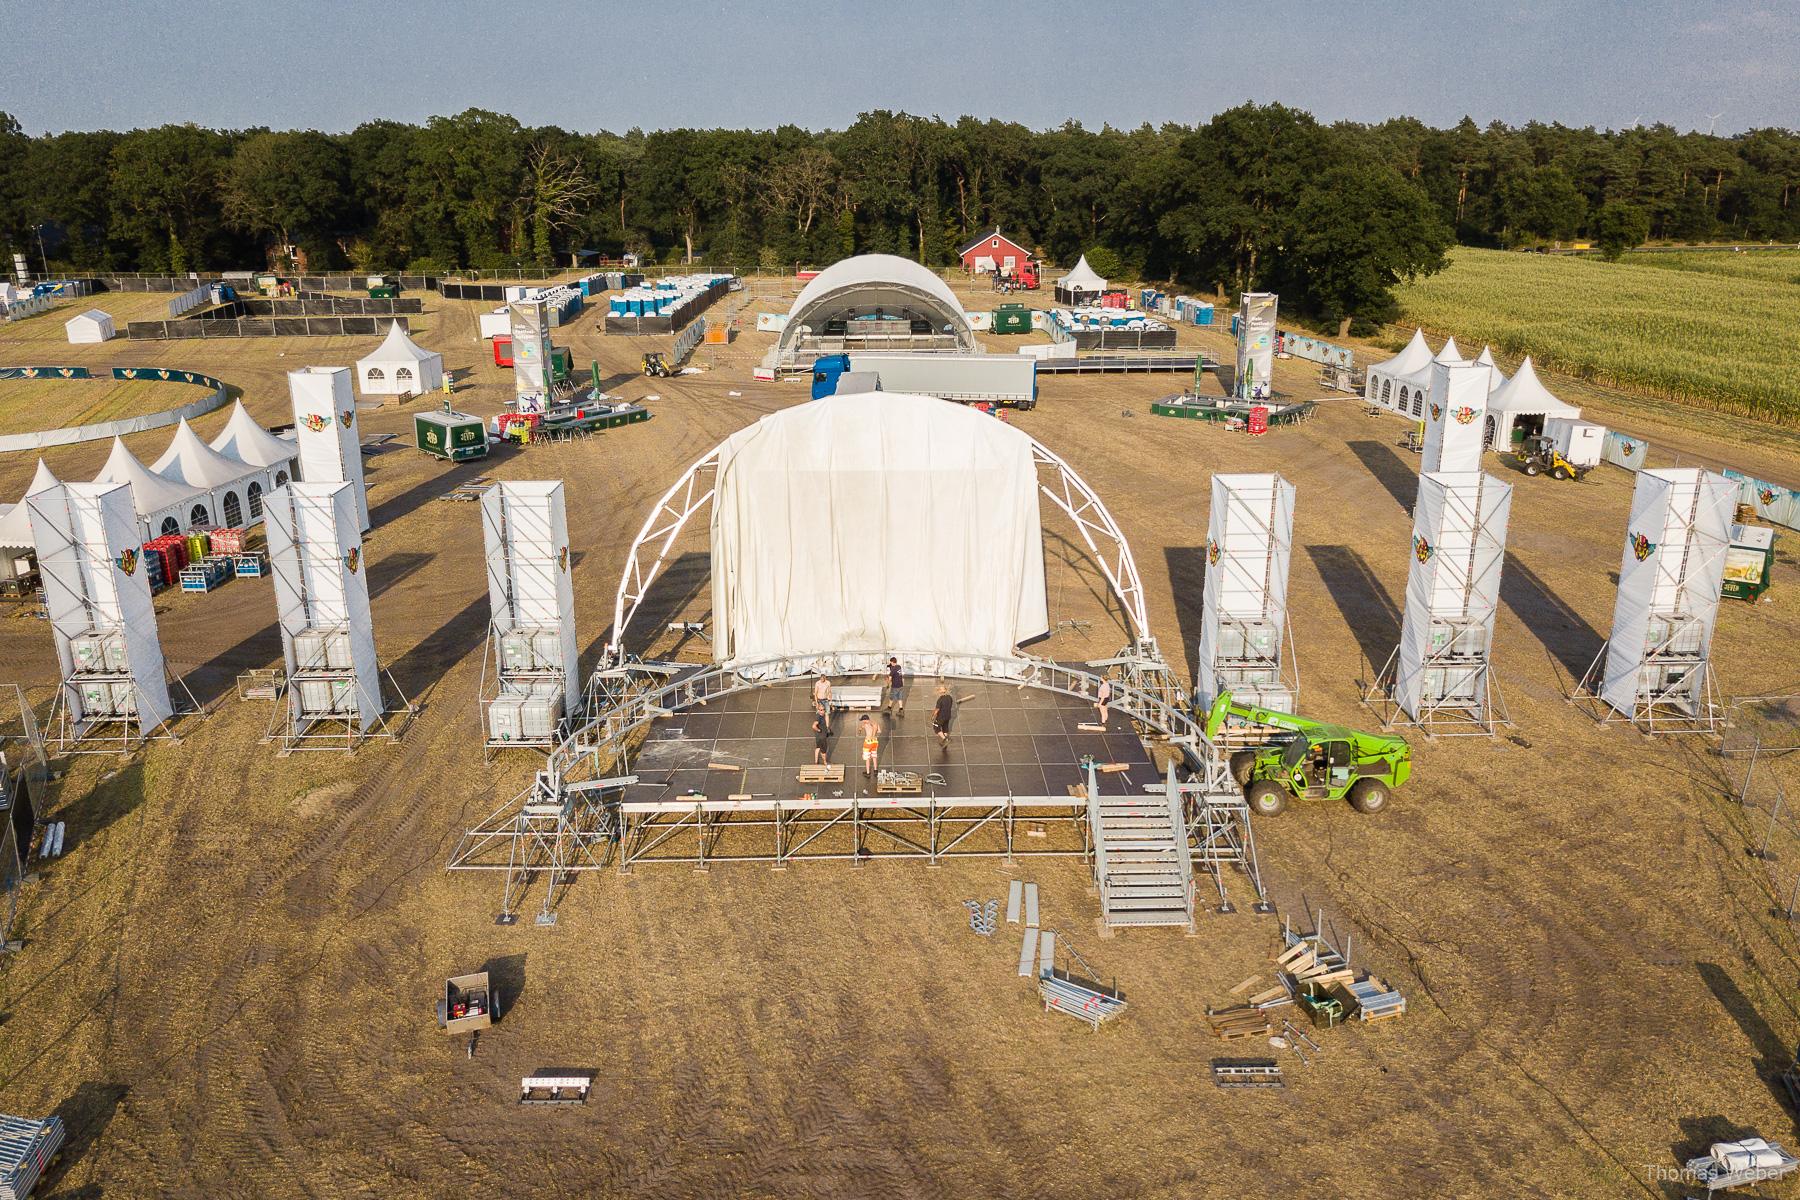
{"left": 1723, "top": 524, "right": 1775, "bottom": 602}
{"left": 436, "top": 971, "right": 497, "bottom": 1056}
{"left": 415, "top": 406, "right": 490, "bottom": 462}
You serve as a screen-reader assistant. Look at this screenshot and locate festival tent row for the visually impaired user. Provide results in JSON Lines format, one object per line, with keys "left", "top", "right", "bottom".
{"left": 1364, "top": 328, "right": 1580, "bottom": 450}
{"left": 0, "top": 401, "right": 299, "bottom": 571}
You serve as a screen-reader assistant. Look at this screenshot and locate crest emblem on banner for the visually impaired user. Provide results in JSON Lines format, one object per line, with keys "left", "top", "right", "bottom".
{"left": 1452, "top": 406, "right": 1477, "bottom": 425}
{"left": 117, "top": 549, "right": 137, "bottom": 576}
{"left": 301, "top": 413, "right": 330, "bottom": 432}
{"left": 1206, "top": 540, "right": 1221, "bottom": 566}
{"left": 558, "top": 547, "right": 569, "bottom": 572}
{"left": 57, "top": 368, "right": 75, "bottom": 378}
{"left": 1429, "top": 403, "right": 1442, "bottom": 421}
{"left": 1413, "top": 535, "right": 1433, "bottom": 563}
{"left": 340, "top": 410, "right": 354, "bottom": 427}
{"left": 157, "top": 369, "right": 171, "bottom": 380}
{"left": 1760, "top": 487, "right": 1778, "bottom": 506}
{"left": 1620, "top": 440, "right": 1637, "bottom": 456}
{"left": 345, "top": 547, "right": 361, "bottom": 574}
{"left": 22, "top": 367, "right": 37, "bottom": 378}
{"left": 1628, "top": 532, "right": 1655, "bottom": 561}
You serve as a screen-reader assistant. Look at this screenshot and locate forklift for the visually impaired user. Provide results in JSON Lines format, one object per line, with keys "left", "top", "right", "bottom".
{"left": 1202, "top": 691, "right": 1412, "bottom": 817}
{"left": 1515, "top": 433, "right": 1590, "bottom": 481}
{"left": 641, "top": 351, "right": 671, "bottom": 378}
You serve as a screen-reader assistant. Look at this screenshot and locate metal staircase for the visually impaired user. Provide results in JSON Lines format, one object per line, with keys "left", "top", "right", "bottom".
{"left": 1087, "top": 763, "right": 1194, "bottom": 930}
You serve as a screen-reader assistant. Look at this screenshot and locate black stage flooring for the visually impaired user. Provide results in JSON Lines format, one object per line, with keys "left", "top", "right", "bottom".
{"left": 623, "top": 677, "right": 1157, "bottom": 807}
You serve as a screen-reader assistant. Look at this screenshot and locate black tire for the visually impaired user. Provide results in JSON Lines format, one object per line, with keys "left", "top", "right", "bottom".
{"left": 1551, "top": 465, "right": 1571, "bottom": 481}
{"left": 1246, "top": 780, "right": 1288, "bottom": 817}
{"left": 1348, "top": 778, "right": 1391, "bottom": 814}
{"left": 1523, "top": 460, "right": 1541, "bottom": 476}
{"left": 1229, "top": 750, "right": 1259, "bottom": 787}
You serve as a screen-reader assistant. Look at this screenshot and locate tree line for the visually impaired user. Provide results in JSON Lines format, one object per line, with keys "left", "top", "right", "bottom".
{"left": 1, "top": 105, "right": 1795, "bottom": 331}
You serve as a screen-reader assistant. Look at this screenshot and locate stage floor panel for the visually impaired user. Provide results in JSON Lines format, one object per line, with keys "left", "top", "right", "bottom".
{"left": 622, "top": 676, "right": 1156, "bottom": 808}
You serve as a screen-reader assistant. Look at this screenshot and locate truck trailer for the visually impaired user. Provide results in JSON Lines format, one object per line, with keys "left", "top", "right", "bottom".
{"left": 811, "top": 352, "right": 1038, "bottom": 409}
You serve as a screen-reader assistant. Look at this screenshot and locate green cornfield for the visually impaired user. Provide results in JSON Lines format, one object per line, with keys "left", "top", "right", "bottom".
{"left": 1392, "top": 247, "right": 1800, "bottom": 424}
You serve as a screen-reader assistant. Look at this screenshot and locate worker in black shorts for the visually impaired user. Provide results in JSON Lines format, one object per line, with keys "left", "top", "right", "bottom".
{"left": 932, "top": 685, "right": 954, "bottom": 749}
{"left": 812, "top": 704, "right": 831, "bottom": 765}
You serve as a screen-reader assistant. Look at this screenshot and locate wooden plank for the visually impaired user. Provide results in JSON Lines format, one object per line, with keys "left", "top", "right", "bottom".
{"left": 1228, "top": 974, "right": 1263, "bottom": 996}
{"left": 1077, "top": 722, "right": 1107, "bottom": 732}
{"left": 1024, "top": 883, "right": 1039, "bottom": 928}
{"left": 1006, "top": 880, "right": 1023, "bottom": 924}
{"left": 1038, "top": 931, "right": 1055, "bottom": 978}
{"left": 1098, "top": 763, "right": 1132, "bottom": 774}
{"left": 1246, "top": 986, "right": 1287, "bottom": 1006}
{"left": 706, "top": 762, "right": 741, "bottom": 772}
{"left": 1017, "top": 927, "right": 1037, "bottom": 977}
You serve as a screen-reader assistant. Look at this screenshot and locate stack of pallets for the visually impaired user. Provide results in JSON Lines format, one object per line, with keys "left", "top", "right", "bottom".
{"left": 1205, "top": 1005, "right": 1273, "bottom": 1041}
{"left": 1342, "top": 976, "right": 1406, "bottom": 1022}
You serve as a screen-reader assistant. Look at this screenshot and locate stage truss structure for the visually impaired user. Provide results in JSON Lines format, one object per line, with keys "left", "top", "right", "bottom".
{"left": 448, "top": 652, "right": 1258, "bottom": 924}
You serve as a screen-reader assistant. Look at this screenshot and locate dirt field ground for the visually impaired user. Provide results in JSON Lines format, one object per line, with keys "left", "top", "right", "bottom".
{"left": 1, "top": 274, "right": 1798, "bottom": 1198}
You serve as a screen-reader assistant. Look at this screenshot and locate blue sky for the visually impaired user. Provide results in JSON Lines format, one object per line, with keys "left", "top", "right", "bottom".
{"left": 5, "top": 0, "right": 1796, "bottom": 135}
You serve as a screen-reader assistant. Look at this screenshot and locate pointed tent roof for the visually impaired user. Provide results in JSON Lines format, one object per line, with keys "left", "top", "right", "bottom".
{"left": 1474, "top": 345, "right": 1509, "bottom": 391}
{"left": 1488, "top": 356, "right": 1579, "bottom": 417}
{"left": 151, "top": 418, "right": 261, "bottom": 489}
{"left": 0, "top": 459, "right": 60, "bottom": 548}
{"left": 95, "top": 437, "right": 203, "bottom": 517}
{"left": 1057, "top": 255, "right": 1106, "bottom": 292}
{"left": 1432, "top": 335, "right": 1464, "bottom": 364}
{"left": 358, "top": 321, "right": 440, "bottom": 366}
{"left": 1373, "top": 328, "right": 1434, "bottom": 376}
{"left": 209, "top": 400, "right": 297, "bottom": 469}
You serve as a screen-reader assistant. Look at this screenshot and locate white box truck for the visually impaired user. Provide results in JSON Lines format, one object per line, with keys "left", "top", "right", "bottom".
{"left": 812, "top": 353, "right": 1038, "bottom": 409}
{"left": 1544, "top": 417, "right": 1606, "bottom": 468}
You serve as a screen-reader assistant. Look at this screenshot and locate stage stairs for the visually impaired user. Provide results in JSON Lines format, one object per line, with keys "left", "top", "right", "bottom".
{"left": 1089, "top": 769, "right": 1194, "bottom": 930}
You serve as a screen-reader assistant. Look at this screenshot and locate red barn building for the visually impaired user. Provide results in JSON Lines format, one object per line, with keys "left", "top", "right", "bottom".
{"left": 957, "top": 230, "right": 1033, "bottom": 277}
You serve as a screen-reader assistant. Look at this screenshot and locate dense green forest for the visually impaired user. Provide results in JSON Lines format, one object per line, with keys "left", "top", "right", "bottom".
{"left": 2, "top": 105, "right": 1796, "bottom": 330}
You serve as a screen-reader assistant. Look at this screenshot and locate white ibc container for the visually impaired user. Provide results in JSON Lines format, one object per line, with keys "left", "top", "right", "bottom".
{"left": 1236, "top": 683, "right": 1294, "bottom": 714}
{"left": 71, "top": 633, "right": 106, "bottom": 673}
{"left": 488, "top": 697, "right": 525, "bottom": 742}
{"left": 324, "top": 629, "right": 354, "bottom": 670}
{"left": 77, "top": 679, "right": 111, "bottom": 714}
{"left": 500, "top": 631, "right": 535, "bottom": 672}
{"left": 101, "top": 633, "right": 130, "bottom": 672}
{"left": 532, "top": 630, "right": 564, "bottom": 671}
{"left": 110, "top": 680, "right": 139, "bottom": 716}
{"left": 293, "top": 631, "right": 328, "bottom": 671}
{"left": 297, "top": 678, "right": 335, "bottom": 716}
{"left": 1423, "top": 666, "right": 1480, "bottom": 704}
{"left": 521, "top": 689, "right": 563, "bottom": 740}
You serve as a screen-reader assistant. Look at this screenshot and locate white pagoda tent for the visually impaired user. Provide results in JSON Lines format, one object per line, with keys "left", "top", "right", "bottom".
{"left": 1484, "top": 356, "right": 1580, "bottom": 451}
{"left": 209, "top": 400, "right": 298, "bottom": 485}
{"left": 1364, "top": 328, "right": 1434, "bottom": 412}
{"left": 1473, "top": 345, "right": 1509, "bottom": 393}
{"left": 356, "top": 322, "right": 444, "bottom": 397}
{"left": 0, "top": 459, "right": 60, "bottom": 576}
{"left": 151, "top": 418, "right": 270, "bottom": 528}
{"left": 1053, "top": 255, "right": 1108, "bottom": 306}
{"left": 94, "top": 437, "right": 209, "bottom": 538}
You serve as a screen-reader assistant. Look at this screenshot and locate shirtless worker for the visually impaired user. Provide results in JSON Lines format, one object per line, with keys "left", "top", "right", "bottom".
{"left": 859, "top": 713, "right": 880, "bottom": 778}
{"left": 812, "top": 672, "right": 833, "bottom": 726}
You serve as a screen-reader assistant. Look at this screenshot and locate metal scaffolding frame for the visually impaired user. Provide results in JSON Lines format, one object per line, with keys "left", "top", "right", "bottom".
{"left": 448, "top": 652, "right": 1235, "bottom": 922}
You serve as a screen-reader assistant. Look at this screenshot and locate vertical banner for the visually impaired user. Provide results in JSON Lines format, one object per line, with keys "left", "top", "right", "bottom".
{"left": 509, "top": 300, "right": 552, "bottom": 414}
{"left": 1235, "top": 292, "right": 1277, "bottom": 401}
{"left": 287, "top": 367, "right": 369, "bottom": 531}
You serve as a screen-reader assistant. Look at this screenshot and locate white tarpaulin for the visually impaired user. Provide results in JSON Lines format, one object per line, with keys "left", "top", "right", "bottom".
{"left": 288, "top": 367, "right": 369, "bottom": 532}
{"left": 266, "top": 482, "right": 381, "bottom": 733}
{"left": 1421, "top": 362, "right": 1492, "bottom": 474}
{"left": 1600, "top": 468, "right": 1735, "bottom": 717}
{"left": 1197, "top": 472, "right": 1295, "bottom": 711}
{"left": 1394, "top": 472, "right": 1511, "bottom": 720}
{"left": 711, "top": 393, "right": 1048, "bottom": 665}
{"left": 482, "top": 481, "right": 580, "bottom": 689}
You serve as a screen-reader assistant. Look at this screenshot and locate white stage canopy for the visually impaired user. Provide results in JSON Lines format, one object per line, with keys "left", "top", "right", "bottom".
{"left": 710, "top": 393, "right": 1049, "bottom": 666}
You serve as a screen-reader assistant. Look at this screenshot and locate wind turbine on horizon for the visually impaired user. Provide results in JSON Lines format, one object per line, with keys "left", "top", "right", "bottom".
{"left": 1706, "top": 112, "right": 1725, "bottom": 135}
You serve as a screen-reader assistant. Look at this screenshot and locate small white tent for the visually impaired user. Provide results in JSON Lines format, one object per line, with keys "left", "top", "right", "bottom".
{"left": 1485, "top": 356, "right": 1580, "bottom": 451}
{"left": 64, "top": 308, "right": 116, "bottom": 343}
{"left": 0, "top": 459, "right": 61, "bottom": 576}
{"left": 151, "top": 418, "right": 270, "bottom": 528}
{"left": 1054, "top": 255, "right": 1108, "bottom": 305}
{"left": 356, "top": 322, "right": 444, "bottom": 396}
{"left": 95, "top": 437, "right": 209, "bottom": 538}
{"left": 1473, "top": 346, "right": 1509, "bottom": 393}
{"left": 1365, "top": 328, "right": 1434, "bottom": 410}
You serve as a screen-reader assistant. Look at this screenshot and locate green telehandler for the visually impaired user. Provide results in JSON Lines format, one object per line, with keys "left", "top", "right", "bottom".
{"left": 1201, "top": 691, "right": 1413, "bottom": 817}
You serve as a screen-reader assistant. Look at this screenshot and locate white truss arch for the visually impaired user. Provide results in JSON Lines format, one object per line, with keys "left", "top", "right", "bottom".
{"left": 604, "top": 430, "right": 1149, "bottom": 662}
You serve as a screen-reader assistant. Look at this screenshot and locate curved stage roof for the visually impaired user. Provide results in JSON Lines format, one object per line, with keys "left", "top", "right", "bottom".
{"left": 778, "top": 254, "right": 977, "bottom": 358}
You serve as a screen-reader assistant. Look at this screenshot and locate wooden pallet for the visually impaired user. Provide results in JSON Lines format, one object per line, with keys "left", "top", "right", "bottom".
{"left": 797, "top": 764, "right": 844, "bottom": 783}
{"left": 1205, "top": 1005, "right": 1272, "bottom": 1041}
{"left": 874, "top": 771, "right": 922, "bottom": 794}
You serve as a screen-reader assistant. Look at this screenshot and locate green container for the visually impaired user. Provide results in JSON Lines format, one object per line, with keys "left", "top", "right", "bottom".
{"left": 415, "top": 409, "right": 490, "bottom": 461}
{"left": 369, "top": 284, "right": 399, "bottom": 299}
{"left": 992, "top": 304, "right": 1032, "bottom": 335}
{"left": 185, "top": 532, "right": 210, "bottom": 560}
{"left": 549, "top": 346, "right": 573, "bottom": 381}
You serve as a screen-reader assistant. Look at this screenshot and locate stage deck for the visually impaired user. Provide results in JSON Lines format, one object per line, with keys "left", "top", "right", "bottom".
{"left": 622, "top": 676, "right": 1157, "bottom": 810}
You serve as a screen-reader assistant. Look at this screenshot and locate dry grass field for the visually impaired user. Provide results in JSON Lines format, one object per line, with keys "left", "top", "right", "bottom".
{"left": 0, "top": 275, "right": 1798, "bottom": 1198}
